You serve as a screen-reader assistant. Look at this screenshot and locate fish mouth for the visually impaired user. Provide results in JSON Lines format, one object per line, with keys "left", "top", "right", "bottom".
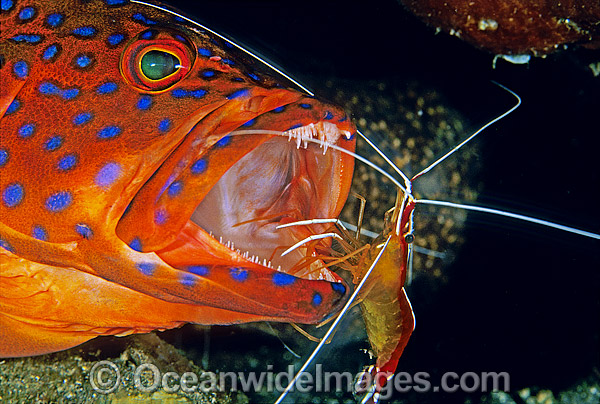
{"left": 188, "top": 122, "right": 352, "bottom": 280}
{"left": 156, "top": 120, "right": 354, "bottom": 288}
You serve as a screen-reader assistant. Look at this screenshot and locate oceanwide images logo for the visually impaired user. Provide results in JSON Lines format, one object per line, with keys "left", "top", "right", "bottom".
{"left": 89, "top": 360, "right": 510, "bottom": 398}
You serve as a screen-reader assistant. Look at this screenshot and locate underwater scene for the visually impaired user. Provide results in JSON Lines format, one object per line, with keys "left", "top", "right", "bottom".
{"left": 1, "top": 0, "right": 599, "bottom": 403}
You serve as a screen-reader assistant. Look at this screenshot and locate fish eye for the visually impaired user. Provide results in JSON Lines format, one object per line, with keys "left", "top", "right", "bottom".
{"left": 140, "top": 50, "right": 181, "bottom": 80}
{"left": 404, "top": 233, "right": 414, "bottom": 244}
{"left": 120, "top": 31, "right": 195, "bottom": 92}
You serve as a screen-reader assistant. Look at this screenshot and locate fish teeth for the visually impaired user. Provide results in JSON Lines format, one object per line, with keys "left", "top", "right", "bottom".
{"left": 213, "top": 234, "right": 277, "bottom": 269}
{"left": 284, "top": 122, "right": 343, "bottom": 154}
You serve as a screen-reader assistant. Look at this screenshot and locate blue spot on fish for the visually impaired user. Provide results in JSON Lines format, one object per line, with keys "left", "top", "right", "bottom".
{"left": 97, "top": 82, "right": 118, "bottom": 94}
{"left": 331, "top": 282, "right": 346, "bottom": 294}
{"left": 273, "top": 106, "right": 285, "bottom": 113}
{"left": 18, "top": 123, "right": 35, "bottom": 138}
{"left": 0, "top": 238, "right": 14, "bottom": 252}
{"left": 129, "top": 238, "right": 143, "bottom": 252}
{"left": 191, "top": 159, "right": 207, "bottom": 175}
{"left": 189, "top": 265, "right": 209, "bottom": 276}
{"left": 61, "top": 88, "right": 79, "bottom": 100}
{"left": 171, "top": 89, "right": 186, "bottom": 98}
{"left": 247, "top": 72, "right": 259, "bottom": 81}
{"left": 171, "top": 88, "right": 206, "bottom": 98}
{"left": 73, "top": 112, "right": 93, "bottom": 126}
{"left": 75, "top": 224, "right": 93, "bottom": 239}
{"left": 13, "top": 61, "right": 29, "bottom": 79}
{"left": 227, "top": 88, "right": 249, "bottom": 99}
{"left": 229, "top": 267, "right": 248, "bottom": 282}
{"left": 44, "top": 136, "right": 63, "bottom": 151}
{"left": 179, "top": 273, "right": 197, "bottom": 287}
{"left": 57, "top": 154, "right": 77, "bottom": 171}
{"left": 95, "top": 162, "right": 121, "bottom": 187}
{"left": 19, "top": 6, "right": 35, "bottom": 20}
{"left": 105, "top": 0, "right": 127, "bottom": 5}
{"left": 107, "top": 33, "right": 125, "bottom": 46}
{"left": 39, "top": 82, "right": 79, "bottom": 100}
{"left": 155, "top": 209, "right": 168, "bottom": 225}
{"left": 324, "top": 111, "right": 334, "bottom": 120}
{"left": 0, "top": 149, "right": 8, "bottom": 167}
{"left": 215, "top": 136, "right": 231, "bottom": 147}
{"left": 3, "top": 183, "right": 24, "bottom": 208}
{"left": 221, "top": 58, "right": 234, "bottom": 65}
{"left": 202, "top": 70, "right": 215, "bottom": 78}
{"left": 42, "top": 44, "right": 60, "bottom": 61}
{"left": 136, "top": 95, "right": 152, "bottom": 110}
{"left": 97, "top": 126, "right": 122, "bottom": 139}
{"left": 312, "top": 293, "right": 323, "bottom": 306}
{"left": 198, "top": 48, "right": 211, "bottom": 57}
{"left": 158, "top": 118, "right": 172, "bottom": 133}
{"left": 6, "top": 99, "right": 20, "bottom": 114}
{"left": 167, "top": 181, "right": 183, "bottom": 197}
{"left": 272, "top": 272, "right": 296, "bottom": 286}
{"left": 140, "top": 30, "right": 154, "bottom": 40}
{"left": 75, "top": 54, "right": 93, "bottom": 68}
{"left": 45, "top": 191, "right": 72, "bottom": 212}
{"left": 40, "top": 82, "right": 60, "bottom": 95}
{"left": 132, "top": 13, "right": 156, "bottom": 25}
{"left": 10, "top": 34, "right": 42, "bottom": 43}
{"left": 136, "top": 262, "right": 156, "bottom": 276}
{"left": 1, "top": 0, "right": 14, "bottom": 12}
{"left": 72, "top": 27, "right": 96, "bottom": 37}
{"left": 300, "top": 103, "right": 312, "bottom": 109}
{"left": 46, "top": 13, "right": 63, "bottom": 27}
{"left": 32, "top": 225, "right": 48, "bottom": 241}
{"left": 242, "top": 119, "right": 255, "bottom": 127}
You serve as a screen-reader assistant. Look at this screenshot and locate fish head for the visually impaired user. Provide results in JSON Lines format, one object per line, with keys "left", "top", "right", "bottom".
{"left": 0, "top": 0, "right": 356, "bottom": 355}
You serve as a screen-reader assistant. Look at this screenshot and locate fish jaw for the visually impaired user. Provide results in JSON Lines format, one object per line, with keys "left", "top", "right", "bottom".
{"left": 108, "top": 92, "right": 358, "bottom": 320}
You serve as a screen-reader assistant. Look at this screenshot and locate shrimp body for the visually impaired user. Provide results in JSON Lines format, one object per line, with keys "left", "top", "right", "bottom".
{"left": 355, "top": 196, "right": 415, "bottom": 376}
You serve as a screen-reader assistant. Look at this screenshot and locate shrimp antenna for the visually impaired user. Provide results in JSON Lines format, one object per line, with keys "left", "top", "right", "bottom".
{"left": 415, "top": 200, "right": 600, "bottom": 240}
{"left": 357, "top": 130, "right": 411, "bottom": 188}
{"left": 354, "top": 84, "right": 598, "bottom": 240}
{"left": 411, "top": 81, "right": 521, "bottom": 181}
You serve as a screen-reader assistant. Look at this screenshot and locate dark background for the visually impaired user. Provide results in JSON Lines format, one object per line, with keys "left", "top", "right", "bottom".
{"left": 162, "top": 1, "right": 600, "bottom": 402}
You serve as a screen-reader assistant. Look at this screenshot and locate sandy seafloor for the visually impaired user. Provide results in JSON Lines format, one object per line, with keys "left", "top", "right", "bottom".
{"left": 1, "top": 1, "right": 599, "bottom": 403}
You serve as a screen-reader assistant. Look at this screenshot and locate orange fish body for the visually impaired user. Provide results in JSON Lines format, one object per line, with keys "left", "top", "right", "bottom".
{"left": 0, "top": 0, "right": 356, "bottom": 357}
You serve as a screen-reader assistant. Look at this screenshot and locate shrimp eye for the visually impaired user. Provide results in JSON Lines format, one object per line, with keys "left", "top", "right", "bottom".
{"left": 140, "top": 50, "right": 180, "bottom": 80}
{"left": 404, "top": 233, "right": 414, "bottom": 244}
